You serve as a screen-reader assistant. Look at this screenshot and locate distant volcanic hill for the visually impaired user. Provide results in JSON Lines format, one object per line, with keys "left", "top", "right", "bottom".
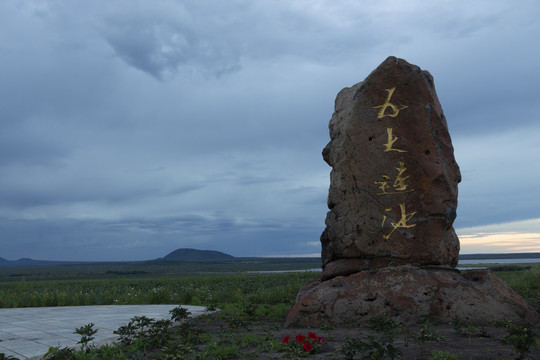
{"left": 162, "top": 248, "right": 235, "bottom": 261}
{"left": 0, "top": 257, "right": 84, "bottom": 267}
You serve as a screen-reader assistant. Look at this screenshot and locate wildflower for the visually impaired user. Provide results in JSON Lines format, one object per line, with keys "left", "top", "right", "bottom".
{"left": 282, "top": 335, "right": 290, "bottom": 344}
{"left": 282, "top": 332, "right": 326, "bottom": 355}
{"left": 317, "top": 336, "right": 326, "bottom": 343}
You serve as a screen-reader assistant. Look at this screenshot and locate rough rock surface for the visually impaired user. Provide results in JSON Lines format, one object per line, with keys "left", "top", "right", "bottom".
{"left": 285, "top": 56, "right": 539, "bottom": 328}
{"left": 321, "top": 56, "right": 461, "bottom": 281}
{"left": 285, "top": 265, "right": 539, "bottom": 327}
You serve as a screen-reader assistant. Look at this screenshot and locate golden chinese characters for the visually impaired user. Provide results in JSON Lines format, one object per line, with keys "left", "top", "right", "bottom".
{"left": 373, "top": 87, "right": 416, "bottom": 240}
{"left": 373, "top": 87, "right": 408, "bottom": 119}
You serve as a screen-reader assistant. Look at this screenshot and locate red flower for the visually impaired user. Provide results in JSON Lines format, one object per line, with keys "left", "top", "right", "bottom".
{"left": 308, "top": 332, "right": 317, "bottom": 340}
{"left": 296, "top": 334, "right": 306, "bottom": 343}
{"left": 282, "top": 335, "right": 290, "bottom": 344}
{"left": 303, "top": 341, "right": 313, "bottom": 352}
{"left": 317, "top": 336, "right": 327, "bottom": 343}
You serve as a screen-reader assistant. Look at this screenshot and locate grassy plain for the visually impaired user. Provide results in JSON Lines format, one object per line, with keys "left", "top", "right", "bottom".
{"left": 0, "top": 258, "right": 321, "bottom": 309}
{"left": 0, "top": 258, "right": 540, "bottom": 308}
{"left": 0, "top": 257, "right": 321, "bottom": 281}
{"left": 0, "top": 260, "right": 539, "bottom": 311}
{"left": 0, "top": 260, "right": 539, "bottom": 359}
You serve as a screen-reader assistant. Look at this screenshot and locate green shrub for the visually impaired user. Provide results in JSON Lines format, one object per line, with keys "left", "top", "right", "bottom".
{"left": 0, "top": 353, "right": 20, "bottom": 360}
{"left": 339, "top": 335, "right": 402, "bottom": 360}
{"left": 495, "top": 320, "right": 539, "bottom": 360}
{"left": 429, "top": 350, "right": 458, "bottom": 360}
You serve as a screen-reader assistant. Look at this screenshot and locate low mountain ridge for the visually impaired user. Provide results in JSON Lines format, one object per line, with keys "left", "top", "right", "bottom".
{"left": 162, "top": 248, "right": 234, "bottom": 261}
{"left": 0, "top": 257, "right": 84, "bottom": 267}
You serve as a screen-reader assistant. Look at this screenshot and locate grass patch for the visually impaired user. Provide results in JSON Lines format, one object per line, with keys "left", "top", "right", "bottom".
{"left": 492, "top": 264, "right": 540, "bottom": 308}
{"left": 1, "top": 262, "right": 539, "bottom": 359}
{"left": 0, "top": 272, "right": 319, "bottom": 308}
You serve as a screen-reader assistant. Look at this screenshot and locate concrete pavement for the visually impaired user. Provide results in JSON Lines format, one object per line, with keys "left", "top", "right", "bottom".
{"left": 0, "top": 304, "right": 209, "bottom": 359}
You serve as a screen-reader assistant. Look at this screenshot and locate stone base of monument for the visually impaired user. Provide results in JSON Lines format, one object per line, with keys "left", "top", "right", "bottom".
{"left": 284, "top": 265, "right": 538, "bottom": 328}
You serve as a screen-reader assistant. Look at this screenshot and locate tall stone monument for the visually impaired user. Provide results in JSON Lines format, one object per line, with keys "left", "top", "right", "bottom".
{"left": 320, "top": 56, "right": 460, "bottom": 281}
{"left": 285, "top": 57, "right": 538, "bottom": 327}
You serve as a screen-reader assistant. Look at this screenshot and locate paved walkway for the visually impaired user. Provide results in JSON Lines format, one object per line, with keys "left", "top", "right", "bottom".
{"left": 0, "top": 305, "right": 209, "bottom": 359}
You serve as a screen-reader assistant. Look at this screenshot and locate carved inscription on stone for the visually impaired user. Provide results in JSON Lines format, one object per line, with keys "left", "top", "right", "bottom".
{"left": 320, "top": 56, "right": 461, "bottom": 280}
{"left": 373, "top": 87, "right": 415, "bottom": 240}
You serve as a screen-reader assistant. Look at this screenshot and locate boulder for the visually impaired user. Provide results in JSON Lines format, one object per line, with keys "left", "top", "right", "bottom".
{"left": 285, "top": 265, "right": 539, "bottom": 327}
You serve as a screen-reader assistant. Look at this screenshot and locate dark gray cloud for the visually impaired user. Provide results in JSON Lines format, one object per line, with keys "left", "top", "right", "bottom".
{"left": 0, "top": 215, "right": 323, "bottom": 261}
{"left": 97, "top": 1, "right": 355, "bottom": 80}
{"left": 102, "top": 14, "right": 242, "bottom": 80}
{"left": 1, "top": 0, "right": 539, "bottom": 260}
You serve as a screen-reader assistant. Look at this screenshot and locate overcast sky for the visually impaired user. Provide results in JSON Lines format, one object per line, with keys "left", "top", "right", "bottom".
{"left": 1, "top": 0, "right": 539, "bottom": 261}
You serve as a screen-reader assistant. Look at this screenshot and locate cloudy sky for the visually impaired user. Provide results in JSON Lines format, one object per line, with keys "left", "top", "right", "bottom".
{"left": 1, "top": 0, "right": 539, "bottom": 261}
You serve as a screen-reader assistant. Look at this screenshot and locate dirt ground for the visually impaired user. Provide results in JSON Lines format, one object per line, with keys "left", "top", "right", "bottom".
{"left": 191, "top": 313, "right": 540, "bottom": 360}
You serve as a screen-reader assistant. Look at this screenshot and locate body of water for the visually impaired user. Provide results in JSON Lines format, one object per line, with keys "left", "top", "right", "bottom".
{"left": 458, "top": 258, "right": 540, "bottom": 265}
{"left": 248, "top": 258, "right": 540, "bottom": 274}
